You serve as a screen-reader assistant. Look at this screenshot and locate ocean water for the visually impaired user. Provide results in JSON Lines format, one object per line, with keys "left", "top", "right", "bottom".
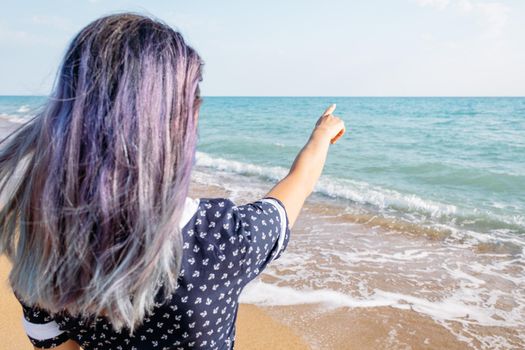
{"left": 1, "top": 96, "right": 524, "bottom": 349}
{"left": 3, "top": 96, "right": 523, "bottom": 234}
{"left": 196, "top": 97, "right": 525, "bottom": 238}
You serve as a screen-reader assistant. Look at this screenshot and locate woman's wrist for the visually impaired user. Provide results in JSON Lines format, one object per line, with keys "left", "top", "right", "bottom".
{"left": 309, "top": 128, "right": 332, "bottom": 145}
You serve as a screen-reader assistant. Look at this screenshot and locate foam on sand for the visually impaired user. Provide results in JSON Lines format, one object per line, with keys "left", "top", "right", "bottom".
{"left": 0, "top": 113, "right": 28, "bottom": 124}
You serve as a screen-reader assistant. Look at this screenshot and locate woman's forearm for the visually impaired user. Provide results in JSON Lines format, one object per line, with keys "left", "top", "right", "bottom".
{"left": 265, "top": 129, "right": 331, "bottom": 228}
{"left": 289, "top": 129, "right": 331, "bottom": 192}
{"left": 264, "top": 104, "right": 344, "bottom": 229}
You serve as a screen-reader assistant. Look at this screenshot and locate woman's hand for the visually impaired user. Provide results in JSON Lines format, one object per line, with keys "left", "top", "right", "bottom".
{"left": 311, "top": 104, "right": 346, "bottom": 144}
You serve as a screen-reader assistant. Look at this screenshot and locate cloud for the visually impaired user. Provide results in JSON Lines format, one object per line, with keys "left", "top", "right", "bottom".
{"left": 415, "top": 0, "right": 510, "bottom": 37}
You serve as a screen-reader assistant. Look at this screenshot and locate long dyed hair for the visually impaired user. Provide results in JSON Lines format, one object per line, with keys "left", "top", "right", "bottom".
{"left": 0, "top": 13, "right": 203, "bottom": 332}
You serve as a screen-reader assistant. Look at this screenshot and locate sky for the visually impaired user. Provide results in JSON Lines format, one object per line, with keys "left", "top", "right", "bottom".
{"left": 0, "top": 0, "right": 523, "bottom": 96}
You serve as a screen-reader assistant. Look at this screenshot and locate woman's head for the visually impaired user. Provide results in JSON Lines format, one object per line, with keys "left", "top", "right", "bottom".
{"left": 0, "top": 13, "right": 203, "bottom": 332}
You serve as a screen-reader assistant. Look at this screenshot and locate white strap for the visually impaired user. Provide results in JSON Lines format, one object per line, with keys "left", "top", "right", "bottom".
{"left": 180, "top": 197, "right": 200, "bottom": 230}
{"left": 22, "top": 317, "right": 64, "bottom": 341}
{"left": 260, "top": 198, "right": 287, "bottom": 259}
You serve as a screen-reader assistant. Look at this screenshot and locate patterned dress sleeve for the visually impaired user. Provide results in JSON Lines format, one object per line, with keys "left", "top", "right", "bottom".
{"left": 197, "top": 196, "right": 291, "bottom": 286}
{"left": 15, "top": 294, "right": 70, "bottom": 348}
{"left": 235, "top": 196, "right": 291, "bottom": 265}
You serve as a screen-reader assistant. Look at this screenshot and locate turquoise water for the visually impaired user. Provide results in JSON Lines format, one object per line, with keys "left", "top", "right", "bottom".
{"left": 2, "top": 96, "right": 524, "bottom": 238}
{"left": 197, "top": 97, "right": 525, "bottom": 237}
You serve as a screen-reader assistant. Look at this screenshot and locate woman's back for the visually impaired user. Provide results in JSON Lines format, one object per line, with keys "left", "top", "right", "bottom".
{"left": 18, "top": 196, "right": 290, "bottom": 349}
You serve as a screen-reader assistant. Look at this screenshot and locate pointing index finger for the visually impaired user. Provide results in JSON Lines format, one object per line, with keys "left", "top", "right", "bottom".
{"left": 322, "top": 103, "right": 336, "bottom": 116}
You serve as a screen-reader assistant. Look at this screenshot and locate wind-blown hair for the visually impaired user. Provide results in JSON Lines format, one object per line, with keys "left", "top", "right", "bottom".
{"left": 0, "top": 13, "right": 203, "bottom": 332}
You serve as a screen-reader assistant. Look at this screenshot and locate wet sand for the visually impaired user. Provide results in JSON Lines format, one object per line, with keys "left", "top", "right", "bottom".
{"left": 262, "top": 304, "right": 466, "bottom": 350}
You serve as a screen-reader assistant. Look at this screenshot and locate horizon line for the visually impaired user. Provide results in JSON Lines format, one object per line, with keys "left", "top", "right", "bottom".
{"left": 0, "top": 95, "right": 524, "bottom": 98}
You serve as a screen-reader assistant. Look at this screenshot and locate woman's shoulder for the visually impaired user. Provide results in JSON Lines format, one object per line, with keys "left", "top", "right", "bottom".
{"left": 181, "top": 197, "right": 237, "bottom": 235}
{"left": 182, "top": 196, "right": 288, "bottom": 232}
{"left": 180, "top": 195, "right": 290, "bottom": 284}
{"left": 180, "top": 196, "right": 289, "bottom": 258}
{"left": 179, "top": 197, "right": 234, "bottom": 230}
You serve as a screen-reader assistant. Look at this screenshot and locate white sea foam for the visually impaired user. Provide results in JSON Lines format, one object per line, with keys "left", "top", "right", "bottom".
{"left": 196, "top": 151, "right": 456, "bottom": 216}
{"left": 195, "top": 151, "right": 525, "bottom": 233}
{"left": 195, "top": 151, "right": 287, "bottom": 182}
{"left": 240, "top": 280, "right": 522, "bottom": 328}
{"left": 313, "top": 175, "right": 459, "bottom": 218}
{"left": 17, "top": 105, "right": 30, "bottom": 113}
{"left": 0, "top": 113, "right": 28, "bottom": 124}
{"left": 240, "top": 280, "right": 391, "bottom": 308}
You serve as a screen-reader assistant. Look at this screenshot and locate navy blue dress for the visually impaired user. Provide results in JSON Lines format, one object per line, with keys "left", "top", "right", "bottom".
{"left": 15, "top": 196, "right": 291, "bottom": 350}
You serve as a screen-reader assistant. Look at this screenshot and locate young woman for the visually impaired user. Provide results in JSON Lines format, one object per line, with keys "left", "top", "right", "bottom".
{"left": 0, "top": 13, "right": 344, "bottom": 350}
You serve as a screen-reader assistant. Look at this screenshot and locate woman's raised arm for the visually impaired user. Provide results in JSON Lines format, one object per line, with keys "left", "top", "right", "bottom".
{"left": 265, "top": 104, "right": 345, "bottom": 228}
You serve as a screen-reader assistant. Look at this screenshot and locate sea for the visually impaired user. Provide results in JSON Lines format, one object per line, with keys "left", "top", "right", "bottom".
{"left": 1, "top": 96, "right": 524, "bottom": 349}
